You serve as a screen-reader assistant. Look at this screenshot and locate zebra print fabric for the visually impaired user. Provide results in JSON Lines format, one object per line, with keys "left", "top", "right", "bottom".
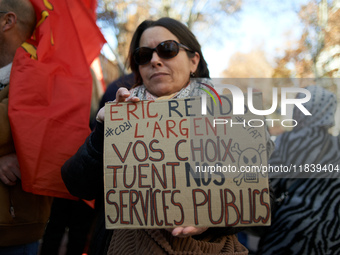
{"left": 257, "top": 178, "right": 340, "bottom": 255}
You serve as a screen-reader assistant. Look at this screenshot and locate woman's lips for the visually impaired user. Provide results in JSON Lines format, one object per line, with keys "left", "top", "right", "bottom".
{"left": 150, "top": 72, "right": 168, "bottom": 79}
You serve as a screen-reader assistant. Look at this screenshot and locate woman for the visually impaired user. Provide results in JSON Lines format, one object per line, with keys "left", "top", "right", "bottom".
{"left": 62, "top": 17, "right": 248, "bottom": 254}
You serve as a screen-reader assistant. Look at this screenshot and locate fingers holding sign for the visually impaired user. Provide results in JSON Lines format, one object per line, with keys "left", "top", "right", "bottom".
{"left": 166, "top": 226, "right": 209, "bottom": 238}
{"left": 116, "top": 87, "right": 140, "bottom": 103}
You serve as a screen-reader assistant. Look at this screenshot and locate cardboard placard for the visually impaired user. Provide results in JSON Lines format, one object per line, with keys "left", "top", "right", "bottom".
{"left": 104, "top": 93, "right": 270, "bottom": 229}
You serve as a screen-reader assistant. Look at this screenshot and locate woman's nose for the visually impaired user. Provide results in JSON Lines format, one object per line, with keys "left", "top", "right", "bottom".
{"left": 150, "top": 51, "right": 162, "bottom": 66}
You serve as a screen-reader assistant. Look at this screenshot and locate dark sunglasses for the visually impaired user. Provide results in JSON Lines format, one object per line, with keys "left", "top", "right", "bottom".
{"left": 133, "top": 40, "right": 195, "bottom": 65}
{"left": 0, "top": 11, "right": 8, "bottom": 14}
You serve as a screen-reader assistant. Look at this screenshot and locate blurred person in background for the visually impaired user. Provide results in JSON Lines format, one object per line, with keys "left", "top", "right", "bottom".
{"left": 257, "top": 85, "right": 340, "bottom": 255}
{"left": 0, "top": 0, "right": 52, "bottom": 254}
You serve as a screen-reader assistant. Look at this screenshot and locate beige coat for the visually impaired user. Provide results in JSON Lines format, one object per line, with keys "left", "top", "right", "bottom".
{"left": 0, "top": 86, "right": 14, "bottom": 156}
{"left": 0, "top": 84, "right": 53, "bottom": 246}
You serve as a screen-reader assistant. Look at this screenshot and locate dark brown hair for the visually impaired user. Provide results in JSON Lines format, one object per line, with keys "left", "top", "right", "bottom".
{"left": 128, "top": 17, "right": 210, "bottom": 86}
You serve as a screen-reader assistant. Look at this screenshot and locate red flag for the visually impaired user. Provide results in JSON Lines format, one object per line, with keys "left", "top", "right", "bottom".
{"left": 81, "top": 0, "right": 98, "bottom": 20}
{"left": 8, "top": 0, "right": 105, "bottom": 199}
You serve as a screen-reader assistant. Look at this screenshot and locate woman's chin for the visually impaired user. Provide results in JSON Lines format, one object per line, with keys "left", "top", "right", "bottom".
{"left": 148, "top": 84, "right": 173, "bottom": 97}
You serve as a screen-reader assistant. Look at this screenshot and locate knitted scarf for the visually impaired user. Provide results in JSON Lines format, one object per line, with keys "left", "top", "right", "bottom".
{"left": 128, "top": 78, "right": 211, "bottom": 101}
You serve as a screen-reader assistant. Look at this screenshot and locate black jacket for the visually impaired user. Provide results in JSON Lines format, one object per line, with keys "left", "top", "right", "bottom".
{"left": 61, "top": 123, "right": 111, "bottom": 255}
{"left": 62, "top": 122, "right": 104, "bottom": 200}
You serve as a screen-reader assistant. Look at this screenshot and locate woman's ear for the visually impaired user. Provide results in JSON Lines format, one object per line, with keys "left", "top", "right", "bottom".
{"left": 190, "top": 52, "right": 200, "bottom": 74}
{"left": 2, "top": 12, "right": 17, "bottom": 32}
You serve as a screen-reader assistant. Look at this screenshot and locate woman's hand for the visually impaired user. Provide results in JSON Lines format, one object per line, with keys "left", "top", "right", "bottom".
{"left": 96, "top": 88, "right": 140, "bottom": 123}
{"left": 116, "top": 87, "right": 140, "bottom": 103}
{"left": 166, "top": 226, "right": 208, "bottom": 238}
{"left": 95, "top": 106, "right": 105, "bottom": 123}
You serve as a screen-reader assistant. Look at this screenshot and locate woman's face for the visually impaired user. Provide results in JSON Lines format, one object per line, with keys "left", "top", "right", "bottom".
{"left": 138, "top": 26, "right": 200, "bottom": 97}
